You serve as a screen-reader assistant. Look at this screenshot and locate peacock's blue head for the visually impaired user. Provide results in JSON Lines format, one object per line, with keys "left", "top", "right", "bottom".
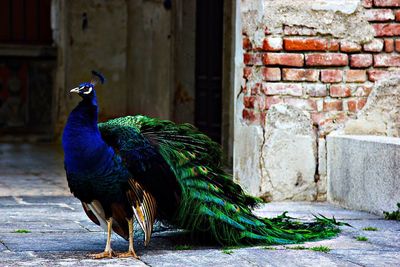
{"left": 69, "top": 70, "right": 105, "bottom": 99}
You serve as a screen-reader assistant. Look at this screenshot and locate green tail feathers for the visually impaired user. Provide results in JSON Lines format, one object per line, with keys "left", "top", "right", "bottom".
{"left": 106, "top": 115, "right": 344, "bottom": 245}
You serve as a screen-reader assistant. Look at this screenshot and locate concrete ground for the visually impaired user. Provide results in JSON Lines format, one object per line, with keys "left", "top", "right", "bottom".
{"left": 0, "top": 144, "right": 399, "bottom": 267}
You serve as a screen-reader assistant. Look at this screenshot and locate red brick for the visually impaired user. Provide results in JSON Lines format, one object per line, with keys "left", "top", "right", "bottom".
{"left": 243, "top": 37, "right": 252, "bottom": 50}
{"left": 261, "top": 67, "right": 281, "bottom": 81}
{"left": 262, "top": 37, "right": 283, "bottom": 51}
{"left": 340, "top": 41, "right": 362, "bottom": 52}
{"left": 346, "top": 98, "right": 368, "bottom": 112}
{"left": 350, "top": 54, "right": 373, "bottom": 68}
{"left": 320, "top": 70, "right": 343, "bottom": 83}
{"left": 372, "top": 23, "right": 400, "bottom": 36}
{"left": 318, "top": 112, "right": 347, "bottom": 129}
{"left": 244, "top": 53, "right": 262, "bottom": 65}
{"left": 346, "top": 70, "right": 367, "bottom": 82}
{"left": 242, "top": 109, "right": 259, "bottom": 124}
{"left": 282, "top": 69, "right": 319, "bottom": 82}
{"left": 395, "top": 39, "right": 400, "bottom": 51}
{"left": 265, "top": 96, "right": 284, "bottom": 109}
{"left": 368, "top": 68, "right": 400, "bottom": 82}
{"left": 283, "top": 38, "right": 339, "bottom": 51}
{"left": 374, "top": 0, "right": 400, "bottom": 7}
{"left": 323, "top": 99, "right": 343, "bottom": 111}
{"left": 358, "top": 98, "right": 367, "bottom": 110}
{"left": 346, "top": 99, "right": 358, "bottom": 112}
{"left": 262, "top": 53, "right": 304, "bottom": 67}
{"left": 330, "top": 85, "right": 351, "bottom": 97}
{"left": 262, "top": 83, "right": 303, "bottom": 96}
{"left": 305, "top": 53, "right": 348, "bottom": 66}
{"left": 283, "top": 25, "right": 317, "bottom": 36}
{"left": 374, "top": 54, "right": 400, "bottom": 66}
{"left": 244, "top": 96, "right": 265, "bottom": 110}
{"left": 304, "top": 84, "right": 327, "bottom": 97}
{"left": 362, "top": 0, "right": 373, "bottom": 7}
{"left": 367, "top": 69, "right": 388, "bottom": 81}
{"left": 363, "top": 39, "right": 384, "bottom": 52}
{"left": 243, "top": 67, "right": 252, "bottom": 79}
{"left": 284, "top": 98, "right": 317, "bottom": 111}
{"left": 250, "top": 83, "right": 262, "bottom": 95}
{"left": 384, "top": 38, "right": 395, "bottom": 52}
{"left": 364, "top": 9, "right": 394, "bottom": 21}
{"left": 243, "top": 96, "right": 255, "bottom": 108}
{"left": 395, "top": 10, "right": 400, "bottom": 21}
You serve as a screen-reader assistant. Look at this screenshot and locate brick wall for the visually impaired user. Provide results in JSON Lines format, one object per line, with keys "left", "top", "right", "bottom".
{"left": 241, "top": 0, "right": 400, "bottom": 136}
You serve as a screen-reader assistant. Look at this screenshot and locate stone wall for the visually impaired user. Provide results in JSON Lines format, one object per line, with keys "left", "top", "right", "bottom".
{"left": 235, "top": 0, "right": 400, "bottom": 201}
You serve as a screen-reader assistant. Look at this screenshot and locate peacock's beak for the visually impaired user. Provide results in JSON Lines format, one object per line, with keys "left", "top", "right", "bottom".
{"left": 70, "top": 87, "right": 80, "bottom": 93}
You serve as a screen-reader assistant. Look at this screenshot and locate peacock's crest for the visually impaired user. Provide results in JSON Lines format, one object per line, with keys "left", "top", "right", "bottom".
{"left": 91, "top": 70, "right": 105, "bottom": 85}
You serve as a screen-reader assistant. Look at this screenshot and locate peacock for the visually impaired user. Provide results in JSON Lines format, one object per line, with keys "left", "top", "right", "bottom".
{"left": 62, "top": 71, "right": 344, "bottom": 259}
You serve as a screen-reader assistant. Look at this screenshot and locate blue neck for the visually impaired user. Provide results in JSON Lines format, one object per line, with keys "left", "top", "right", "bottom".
{"left": 62, "top": 93, "right": 114, "bottom": 174}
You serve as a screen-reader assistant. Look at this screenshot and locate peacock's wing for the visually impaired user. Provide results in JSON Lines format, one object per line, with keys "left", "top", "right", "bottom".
{"left": 98, "top": 117, "right": 181, "bottom": 220}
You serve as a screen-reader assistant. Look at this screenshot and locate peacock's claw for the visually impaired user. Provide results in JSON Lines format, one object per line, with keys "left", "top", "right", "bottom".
{"left": 117, "top": 250, "right": 140, "bottom": 259}
{"left": 90, "top": 250, "right": 116, "bottom": 259}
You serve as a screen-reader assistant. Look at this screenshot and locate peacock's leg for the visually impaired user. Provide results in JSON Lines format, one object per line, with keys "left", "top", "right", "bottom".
{"left": 117, "top": 217, "right": 139, "bottom": 259}
{"left": 91, "top": 218, "right": 116, "bottom": 259}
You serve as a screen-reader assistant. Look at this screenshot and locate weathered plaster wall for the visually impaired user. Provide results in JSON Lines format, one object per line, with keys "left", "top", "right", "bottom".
{"left": 172, "top": 0, "right": 196, "bottom": 124}
{"left": 343, "top": 76, "right": 400, "bottom": 137}
{"left": 54, "top": 0, "right": 128, "bottom": 134}
{"left": 56, "top": 0, "right": 128, "bottom": 125}
{"left": 241, "top": 0, "right": 374, "bottom": 45}
{"left": 54, "top": 0, "right": 175, "bottom": 135}
{"left": 127, "top": 0, "right": 173, "bottom": 120}
{"left": 234, "top": 0, "right": 400, "bottom": 201}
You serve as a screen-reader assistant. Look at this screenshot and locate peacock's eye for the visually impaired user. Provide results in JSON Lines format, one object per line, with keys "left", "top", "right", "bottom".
{"left": 82, "top": 86, "right": 93, "bottom": 95}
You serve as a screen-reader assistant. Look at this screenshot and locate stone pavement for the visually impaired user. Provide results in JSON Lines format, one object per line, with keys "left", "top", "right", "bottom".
{"left": 0, "top": 144, "right": 399, "bottom": 267}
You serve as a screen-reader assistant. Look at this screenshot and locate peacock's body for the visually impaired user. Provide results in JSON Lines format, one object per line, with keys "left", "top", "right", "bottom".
{"left": 62, "top": 72, "right": 342, "bottom": 259}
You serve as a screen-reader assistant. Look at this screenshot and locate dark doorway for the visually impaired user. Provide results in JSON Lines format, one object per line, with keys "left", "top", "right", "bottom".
{"left": 194, "top": 0, "right": 223, "bottom": 143}
{"left": 0, "top": 0, "right": 55, "bottom": 138}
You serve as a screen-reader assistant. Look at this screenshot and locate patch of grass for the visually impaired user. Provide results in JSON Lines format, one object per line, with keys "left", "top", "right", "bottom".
{"left": 383, "top": 203, "right": 400, "bottom": 221}
{"left": 286, "top": 245, "right": 331, "bottom": 253}
{"left": 223, "top": 245, "right": 247, "bottom": 250}
{"left": 288, "top": 246, "right": 307, "bottom": 250}
{"left": 174, "top": 245, "right": 192, "bottom": 250}
{"left": 356, "top": 236, "right": 368, "bottom": 242}
{"left": 13, "top": 229, "right": 31, "bottom": 233}
{"left": 222, "top": 248, "right": 234, "bottom": 255}
{"left": 263, "top": 246, "right": 277, "bottom": 250}
{"left": 362, "top": 227, "right": 378, "bottom": 231}
{"left": 310, "top": 246, "right": 331, "bottom": 253}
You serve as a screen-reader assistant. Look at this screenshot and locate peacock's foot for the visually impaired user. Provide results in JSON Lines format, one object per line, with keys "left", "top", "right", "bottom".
{"left": 90, "top": 250, "right": 116, "bottom": 259}
{"left": 117, "top": 250, "right": 140, "bottom": 259}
